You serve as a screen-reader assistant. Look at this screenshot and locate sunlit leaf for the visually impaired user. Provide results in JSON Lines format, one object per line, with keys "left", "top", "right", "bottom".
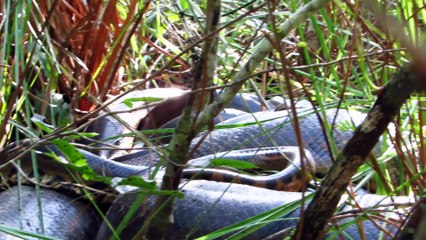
{"left": 211, "top": 158, "right": 257, "bottom": 170}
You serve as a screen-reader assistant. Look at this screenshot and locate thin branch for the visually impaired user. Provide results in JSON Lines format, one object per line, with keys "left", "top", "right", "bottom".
{"left": 140, "top": 1, "right": 223, "bottom": 238}
{"left": 194, "top": 0, "right": 332, "bottom": 130}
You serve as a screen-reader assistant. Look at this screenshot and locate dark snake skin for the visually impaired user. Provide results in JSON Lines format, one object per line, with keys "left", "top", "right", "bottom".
{"left": 0, "top": 142, "right": 313, "bottom": 195}
{"left": 0, "top": 186, "right": 100, "bottom": 239}
{"left": 0, "top": 92, "right": 411, "bottom": 239}
{"left": 93, "top": 106, "right": 410, "bottom": 240}
{"left": 97, "top": 180, "right": 411, "bottom": 240}
{"left": 116, "top": 108, "right": 366, "bottom": 188}
{"left": 183, "top": 146, "right": 315, "bottom": 191}
{"left": 191, "top": 108, "right": 366, "bottom": 174}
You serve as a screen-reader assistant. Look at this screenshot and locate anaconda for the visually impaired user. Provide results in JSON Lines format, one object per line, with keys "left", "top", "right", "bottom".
{"left": 0, "top": 105, "right": 367, "bottom": 195}
{"left": 113, "top": 107, "right": 366, "bottom": 189}
{"left": 2, "top": 107, "right": 364, "bottom": 192}
{"left": 0, "top": 186, "right": 100, "bottom": 240}
{"left": 97, "top": 180, "right": 412, "bottom": 240}
{"left": 0, "top": 141, "right": 314, "bottom": 193}
{"left": 0, "top": 92, "right": 403, "bottom": 240}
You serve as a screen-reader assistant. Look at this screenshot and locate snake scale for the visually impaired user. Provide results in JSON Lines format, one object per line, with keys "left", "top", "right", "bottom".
{"left": 0, "top": 90, "right": 413, "bottom": 239}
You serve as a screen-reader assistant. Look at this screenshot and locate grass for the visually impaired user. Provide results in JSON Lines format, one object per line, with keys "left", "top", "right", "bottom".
{"left": 0, "top": 0, "right": 424, "bottom": 239}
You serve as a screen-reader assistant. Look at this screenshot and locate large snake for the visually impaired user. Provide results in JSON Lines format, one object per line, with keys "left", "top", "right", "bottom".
{"left": 114, "top": 107, "right": 366, "bottom": 188}
{"left": 98, "top": 180, "right": 411, "bottom": 240}
{"left": 0, "top": 91, "right": 412, "bottom": 239}
{"left": 0, "top": 186, "right": 100, "bottom": 239}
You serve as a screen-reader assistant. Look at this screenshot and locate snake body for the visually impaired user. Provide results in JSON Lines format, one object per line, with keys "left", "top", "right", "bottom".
{"left": 94, "top": 106, "right": 406, "bottom": 240}
{"left": 191, "top": 108, "right": 366, "bottom": 174}
{"left": 0, "top": 141, "right": 314, "bottom": 193}
{"left": 0, "top": 185, "right": 100, "bottom": 240}
{"left": 183, "top": 146, "right": 315, "bottom": 191}
{"left": 0, "top": 107, "right": 366, "bottom": 193}
{"left": 114, "top": 108, "right": 365, "bottom": 190}
{"left": 0, "top": 91, "right": 409, "bottom": 239}
{"left": 97, "top": 180, "right": 411, "bottom": 240}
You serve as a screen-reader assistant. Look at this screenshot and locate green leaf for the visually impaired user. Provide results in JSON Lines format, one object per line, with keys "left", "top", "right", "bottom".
{"left": 141, "top": 128, "right": 175, "bottom": 135}
{"left": 180, "top": 0, "right": 189, "bottom": 9}
{"left": 196, "top": 193, "right": 313, "bottom": 240}
{"left": 50, "top": 139, "right": 112, "bottom": 184}
{"left": 116, "top": 176, "right": 157, "bottom": 190}
{"left": 211, "top": 158, "right": 258, "bottom": 170}
{"left": 31, "top": 114, "right": 53, "bottom": 133}
{"left": 148, "top": 189, "right": 185, "bottom": 199}
{"left": 122, "top": 97, "right": 163, "bottom": 108}
{"left": 0, "top": 224, "right": 61, "bottom": 240}
{"left": 297, "top": 41, "right": 307, "bottom": 47}
{"left": 50, "top": 139, "right": 86, "bottom": 163}
{"left": 77, "top": 132, "right": 99, "bottom": 138}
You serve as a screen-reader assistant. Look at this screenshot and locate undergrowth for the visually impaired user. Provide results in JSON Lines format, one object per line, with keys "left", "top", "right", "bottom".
{"left": 0, "top": 0, "right": 424, "bottom": 239}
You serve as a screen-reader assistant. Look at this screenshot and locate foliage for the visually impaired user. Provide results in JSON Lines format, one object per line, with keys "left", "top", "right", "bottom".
{"left": 0, "top": 0, "right": 424, "bottom": 239}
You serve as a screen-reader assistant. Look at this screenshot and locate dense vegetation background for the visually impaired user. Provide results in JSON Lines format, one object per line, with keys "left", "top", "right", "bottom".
{"left": 0, "top": 0, "right": 425, "bottom": 239}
